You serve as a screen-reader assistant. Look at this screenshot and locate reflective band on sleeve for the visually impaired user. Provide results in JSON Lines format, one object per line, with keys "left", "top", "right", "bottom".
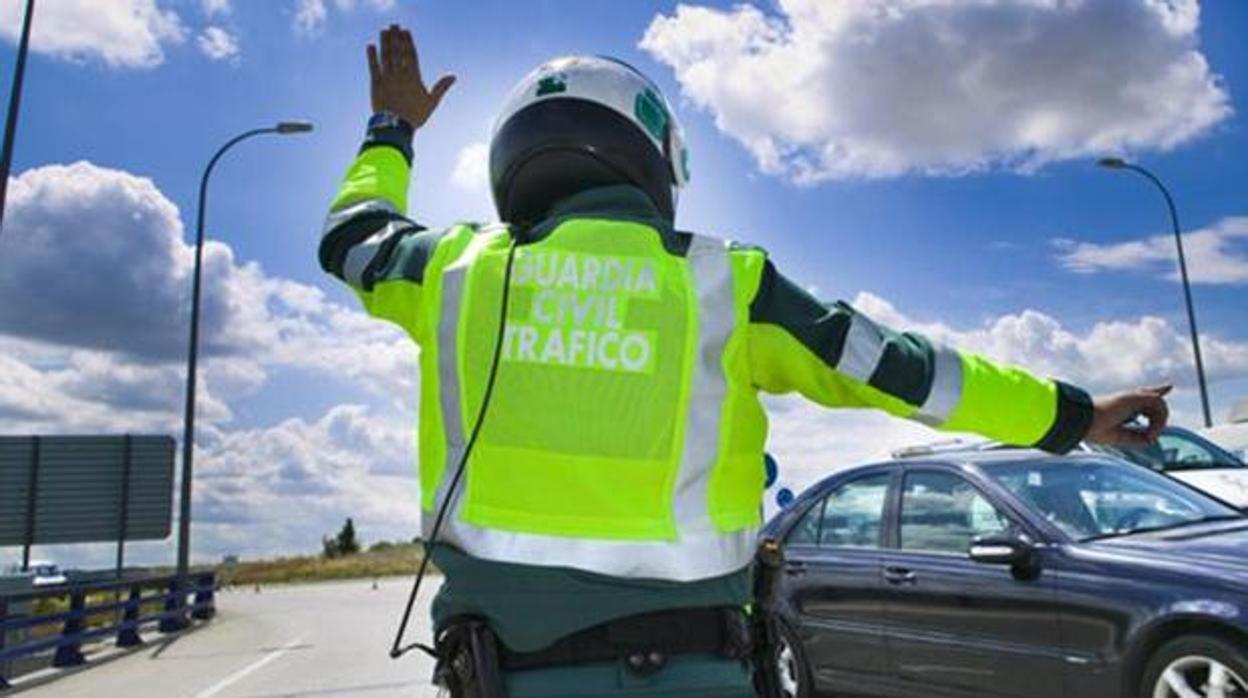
{"left": 321, "top": 197, "right": 397, "bottom": 237}
{"left": 671, "top": 235, "right": 734, "bottom": 536}
{"left": 836, "top": 313, "right": 887, "bottom": 383}
{"left": 911, "top": 345, "right": 963, "bottom": 427}
{"left": 342, "top": 220, "right": 404, "bottom": 288}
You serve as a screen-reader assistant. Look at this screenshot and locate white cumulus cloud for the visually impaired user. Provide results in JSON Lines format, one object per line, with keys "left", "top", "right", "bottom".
{"left": 640, "top": 0, "right": 1232, "bottom": 183}
{"left": 1, "top": 161, "right": 404, "bottom": 375}
{"left": 0, "top": 161, "right": 418, "bottom": 404}
{"left": 3, "top": 161, "right": 200, "bottom": 357}
{"left": 450, "top": 142, "right": 489, "bottom": 191}
{"left": 1054, "top": 215, "right": 1248, "bottom": 284}
{"left": 292, "top": 0, "right": 395, "bottom": 36}
{"left": 197, "top": 25, "right": 239, "bottom": 61}
{"left": 201, "top": 0, "right": 231, "bottom": 17}
{"left": 194, "top": 404, "right": 418, "bottom": 557}
{"left": 293, "top": 0, "right": 327, "bottom": 34}
{"left": 0, "top": 335, "right": 248, "bottom": 437}
{"left": 0, "top": 0, "right": 185, "bottom": 68}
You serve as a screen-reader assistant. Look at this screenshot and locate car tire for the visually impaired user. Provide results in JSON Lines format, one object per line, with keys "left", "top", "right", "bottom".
{"left": 1141, "top": 634, "right": 1248, "bottom": 698}
{"left": 772, "top": 618, "right": 814, "bottom": 698}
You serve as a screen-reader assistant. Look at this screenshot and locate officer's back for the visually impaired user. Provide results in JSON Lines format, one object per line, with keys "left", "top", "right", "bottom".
{"left": 320, "top": 24, "right": 1165, "bottom": 698}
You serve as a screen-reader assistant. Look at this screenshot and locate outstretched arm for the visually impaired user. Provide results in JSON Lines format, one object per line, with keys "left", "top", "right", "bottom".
{"left": 745, "top": 258, "right": 1168, "bottom": 451}
{"left": 319, "top": 25, "right": 456, "bottom": 334}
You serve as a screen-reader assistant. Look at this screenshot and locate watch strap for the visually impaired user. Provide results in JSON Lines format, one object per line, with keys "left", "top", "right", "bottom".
{"left": 362, "top": 111, "right": 415, "bottom": 164}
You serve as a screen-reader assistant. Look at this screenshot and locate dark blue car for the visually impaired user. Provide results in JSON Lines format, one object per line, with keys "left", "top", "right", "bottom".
{"left": 757, "top": 450, "right": 1248, "bottom": 698}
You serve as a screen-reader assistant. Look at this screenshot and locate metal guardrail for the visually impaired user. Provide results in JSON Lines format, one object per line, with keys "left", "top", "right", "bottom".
{"left": 0, "top": 571, "right": 216, "bottom": 689}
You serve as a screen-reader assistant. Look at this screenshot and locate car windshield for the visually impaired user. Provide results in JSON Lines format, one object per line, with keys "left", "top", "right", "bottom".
{"left": 1090, "top": 428, "right": 1246, "bottom": 472}
{"left": 986, "top": 458, "right": 1242, "bottom": 541}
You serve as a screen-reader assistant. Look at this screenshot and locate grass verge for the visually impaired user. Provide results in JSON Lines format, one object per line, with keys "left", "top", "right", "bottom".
{"left": 217, "top": 542, "right": 436, "bottom": 587}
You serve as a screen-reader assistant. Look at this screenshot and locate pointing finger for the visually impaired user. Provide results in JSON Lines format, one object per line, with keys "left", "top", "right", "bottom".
{"left": 1134, "top": 392, "right": 1169, "bottom": 441}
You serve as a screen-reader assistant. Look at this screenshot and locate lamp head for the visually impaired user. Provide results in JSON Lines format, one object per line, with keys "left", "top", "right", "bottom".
{"left": 1097, "top": 157, "right": 1128, "bottom": 169}
{"left": 276, "top": 121, "right": 315, "bottom": 134}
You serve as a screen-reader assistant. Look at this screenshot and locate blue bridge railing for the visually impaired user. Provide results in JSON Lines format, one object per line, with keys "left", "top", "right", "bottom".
{"left": 0, "top": 571, "right": 216, "bottom": 689}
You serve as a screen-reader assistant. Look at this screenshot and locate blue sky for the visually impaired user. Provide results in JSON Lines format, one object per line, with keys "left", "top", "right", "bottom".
{"left": 1, "top": 0, "right": 1246, "bottom": 566}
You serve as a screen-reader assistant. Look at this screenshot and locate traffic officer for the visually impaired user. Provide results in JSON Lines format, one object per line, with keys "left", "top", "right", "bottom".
{"left": 319, "top": 24, "right": 1170, "bottom": 697}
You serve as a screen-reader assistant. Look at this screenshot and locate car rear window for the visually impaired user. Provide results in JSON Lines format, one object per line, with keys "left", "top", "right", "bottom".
{"left": 786, "top": 473, "right": 890, "bottom": 548}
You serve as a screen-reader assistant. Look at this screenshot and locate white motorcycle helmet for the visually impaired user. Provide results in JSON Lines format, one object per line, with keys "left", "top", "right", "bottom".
{"left": 489, "top": 55, "right": 690, "bottom": 225}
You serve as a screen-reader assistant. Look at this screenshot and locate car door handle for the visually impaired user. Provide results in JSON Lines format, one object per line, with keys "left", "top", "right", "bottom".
{"left": 784, "top": 561, "right": 807, "bottom": 576}
{"left": 882, "top": 566, "right": 917, "bottom": 585}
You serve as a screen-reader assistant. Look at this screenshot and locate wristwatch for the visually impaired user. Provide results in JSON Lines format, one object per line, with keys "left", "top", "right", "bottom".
{"left": 363, "top": 111, "right": 415, "bottom": 163}
{"left": 367, "top": 111, "right": 412, "bottom": 133}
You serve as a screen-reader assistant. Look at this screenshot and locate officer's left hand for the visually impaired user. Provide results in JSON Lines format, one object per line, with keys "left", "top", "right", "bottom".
{"left": 367, "top": 24, "right": 455, "bottom": 130}
{"left": 1086, "top": 384, "right": 1171, "bottom": 446}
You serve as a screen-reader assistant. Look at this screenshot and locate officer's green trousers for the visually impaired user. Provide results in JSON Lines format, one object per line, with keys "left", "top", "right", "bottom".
{"left": 504, "top": 653, "right": 756, "bottom": 697}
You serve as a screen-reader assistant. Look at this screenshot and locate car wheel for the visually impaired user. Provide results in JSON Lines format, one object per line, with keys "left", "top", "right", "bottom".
{"left": 1143, "top": 635, "right": 1248, "bottom": 698}
{"left": 773, "top": 619, "right": 813, "bottom": 698}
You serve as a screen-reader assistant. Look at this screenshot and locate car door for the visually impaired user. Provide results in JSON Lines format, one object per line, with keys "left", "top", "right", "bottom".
{"left": 779, "top": 471, "right": 894, "bottom": 692}
{"left": 879, "top": 467, "right": 1063, "bottom": 698}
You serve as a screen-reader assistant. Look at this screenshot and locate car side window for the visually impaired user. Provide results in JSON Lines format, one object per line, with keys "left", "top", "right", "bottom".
{"left": 900, "top": 471, "right": 1011, "bottom": 554}
{"left": 818, "top": 473, "right": 891, "bottom": 548}
{"left": 1158, "top": 433, "right": 1223, "bottom": 468}
{"left": 787, "top": 497, "right": 825, "bottom": 546}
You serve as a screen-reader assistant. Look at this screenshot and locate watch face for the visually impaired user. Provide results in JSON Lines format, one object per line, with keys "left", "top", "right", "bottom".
{"left": 369, "top": 112, "right": 399, "bottom": 130}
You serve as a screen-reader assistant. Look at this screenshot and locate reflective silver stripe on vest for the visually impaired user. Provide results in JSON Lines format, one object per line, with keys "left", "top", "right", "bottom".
{"left": 911, "top": 344, "right": 964, "bottom": 427}
{"left": 429, "top": 230, "right": 756, "bottom": 580}
{"left": 426, "top": 227, "right": 497, "bottom": 537}
{"left": 836, "top": 313, "right": 887, "bottom": 383}
{"left": 439, "top": 517, "right": 759, "bottom": 582}
{"left": 671, "top": 235, "right": 734, "bottom": 536}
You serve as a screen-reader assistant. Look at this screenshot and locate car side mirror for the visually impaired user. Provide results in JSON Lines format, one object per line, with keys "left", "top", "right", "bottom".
{"left": 968, "top": 535, "right": 1033, "bottom": 567}
{"left": 757, "top": 537, "right": 784, "bottom": 568}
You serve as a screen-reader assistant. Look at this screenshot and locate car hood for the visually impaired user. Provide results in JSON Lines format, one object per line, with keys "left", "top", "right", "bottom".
{"left": 1087, "top": 521, "right": 1248, "bottom": 579}
{"left": 1169, "top": 469, "right": 1248, "bottom": 507}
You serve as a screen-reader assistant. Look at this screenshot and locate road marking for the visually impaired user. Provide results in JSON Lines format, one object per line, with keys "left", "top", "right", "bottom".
{"left": 193, "top": 636, "right": 306, "bottom": 698}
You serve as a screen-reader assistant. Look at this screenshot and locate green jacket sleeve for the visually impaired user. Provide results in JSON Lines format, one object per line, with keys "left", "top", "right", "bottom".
{"left": 745, "top": 258, "right": 1093, "bottom": 454}
{"left": 318, "top": 124, "right": 449, "bottom": 338}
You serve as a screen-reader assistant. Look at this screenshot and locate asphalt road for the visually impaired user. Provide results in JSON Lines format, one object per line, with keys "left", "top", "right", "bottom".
{"left": 16, "top": 578, "right": 443, "bottom": 697}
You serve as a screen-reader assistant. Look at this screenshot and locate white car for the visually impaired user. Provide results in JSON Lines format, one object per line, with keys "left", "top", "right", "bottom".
{"left": 898, "top": 427, "right": 1248, "bottom": 509}
{"left": 1089, "top": 426, "right": 1248, "bottom": 509}
{"left": 2, "top": 560, "right": 68, "bottom": 587}
{"left": 1201, "top": 398, "right": 1248, "bottom": 462}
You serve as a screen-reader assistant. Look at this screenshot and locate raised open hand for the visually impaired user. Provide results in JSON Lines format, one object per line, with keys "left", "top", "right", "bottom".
{"left": 367, "top": 24, "right": 455, "bottom": 129}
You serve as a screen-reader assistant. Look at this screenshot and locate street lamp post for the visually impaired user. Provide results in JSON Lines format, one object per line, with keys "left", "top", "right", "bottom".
{"left": 0, "top": 0, "right": 36, "bottom": 237}
{"left": 174, "top": 122, "right": 313, "bottom": 620}
{"left": 1098, "top": 157, "right": 1213, "bottom": 428}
